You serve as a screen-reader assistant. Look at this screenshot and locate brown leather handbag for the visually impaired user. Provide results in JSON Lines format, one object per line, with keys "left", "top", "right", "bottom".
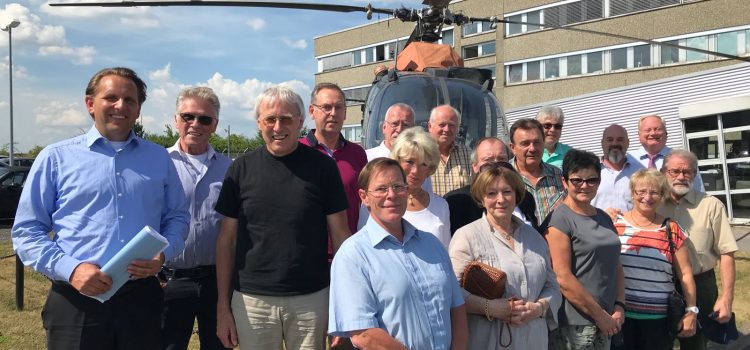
{"left": 460, "top": 260, "right": 507, "bottom": 299}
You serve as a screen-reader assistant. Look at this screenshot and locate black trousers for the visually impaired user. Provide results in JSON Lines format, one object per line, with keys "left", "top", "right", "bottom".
{"left": 679, "top": 269, "right": 718, "bottom": 350}
{"left": 43, "top": 277, "right": 163, "bottom": 350}
{"left": 160, "top": 272, "right": 229, "bottom": 350}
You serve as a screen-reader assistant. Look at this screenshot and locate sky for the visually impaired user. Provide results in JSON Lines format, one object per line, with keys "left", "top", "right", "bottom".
{"left": 0, "top": 0, "right": 411, "bottom": 152}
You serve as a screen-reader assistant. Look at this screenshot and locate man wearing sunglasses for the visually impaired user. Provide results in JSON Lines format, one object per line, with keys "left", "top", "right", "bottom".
{"left": 162, "top": 87, "right": 232, "bottom": 350}
{"left": 12, "top": 67, "right": 190, "bottom": 349}
{"left": 301, "top": 82, "right": 367, "bottom": 264}
{"left": 537, "top": 105, "right": 571, "bottom": 169}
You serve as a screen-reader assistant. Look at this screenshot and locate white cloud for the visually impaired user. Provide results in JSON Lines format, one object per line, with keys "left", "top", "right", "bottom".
{"left": 246, "top": 17, "right": 265, "bottom": 31}
{"left": 149, "top": 63, "right": 172, "bottom": 83}
{"left": 0, "top": 56, "right": 29, "bottom": 79}
{"left": 40, "top": 1, "right": 154, "bottom": 20}
{"left": 0, "top": 101, "right": 8, "bottom": 108}
{"left": 34, "top": 101, "right": 89, "bottom": 127}
{"left": 282, "top": 38, "right": 307, "bottom": 50}
{"left": 1, "top": 3, "right": 98, "bottom": 65}
{"left": 38, "top": 45, "right": 96, "bottom": 65}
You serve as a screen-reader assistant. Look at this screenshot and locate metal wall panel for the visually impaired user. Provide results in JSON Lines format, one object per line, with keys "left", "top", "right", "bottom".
{"left": 505, "top": 63, "right": 750, "bottom": 156}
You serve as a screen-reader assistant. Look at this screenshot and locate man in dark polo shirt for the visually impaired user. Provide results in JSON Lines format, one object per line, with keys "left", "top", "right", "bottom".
{"left": 301, "top": 82, "right": 367, "bottom": 262}
{"left": 214, "top": 86, "right": 351, "bottom": 349}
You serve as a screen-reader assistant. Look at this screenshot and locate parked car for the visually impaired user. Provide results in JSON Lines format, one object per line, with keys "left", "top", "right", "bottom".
{"left": 0, "top": 166, "right": 30, "bottom": 220}
{"left": 0, "top": 157, "right": 35, "bottom": 167}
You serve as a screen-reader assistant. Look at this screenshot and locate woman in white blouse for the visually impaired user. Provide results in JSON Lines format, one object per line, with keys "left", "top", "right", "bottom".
{"left": 358, "top": 126, "right": 451, "bottom": 249}
{"left": 449, "top": 163, "right": 561, "bottom": 349}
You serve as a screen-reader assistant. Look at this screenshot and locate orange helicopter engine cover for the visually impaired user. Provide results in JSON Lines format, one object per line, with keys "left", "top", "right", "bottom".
{"left": 396, "top": 42, "right": 464, "bottom": 71}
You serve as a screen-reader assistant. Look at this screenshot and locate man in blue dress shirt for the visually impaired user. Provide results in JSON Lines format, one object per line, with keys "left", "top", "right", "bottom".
{"left": 12, "top": 67, "right": 190, "bottom": 350}
{"left": 329, "top": 158, "right": 468, "bottom": 350}
{"left": 161, "top": 87, "right": 232, "bottom": 350}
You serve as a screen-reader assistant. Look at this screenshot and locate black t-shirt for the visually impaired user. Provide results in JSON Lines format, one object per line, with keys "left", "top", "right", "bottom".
{"left": 215, "top": 145, "right": 348, "bottom": 296}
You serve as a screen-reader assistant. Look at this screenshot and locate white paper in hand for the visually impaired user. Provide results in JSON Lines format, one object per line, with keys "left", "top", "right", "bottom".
{"left": 91, "top": 225, "right": 169, "bottom": 302}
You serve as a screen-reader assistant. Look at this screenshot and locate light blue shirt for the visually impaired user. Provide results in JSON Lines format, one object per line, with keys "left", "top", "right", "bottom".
{"left": 166, "top": 141, "right": 232, "bottom": 268}
{"left": 592, "top": 154, "right": 644, "bottom": 213}
{"left": 329, "top": 217, "right": 464, "bottom": 349}
{"left": 542, "top": 142, "right": 572, "bottom": 168}
{"left": 629, "top": 145, "right": 705, "bottom": 192}
{"left": 12, "top": 126, "right": 190, "bottom": 282}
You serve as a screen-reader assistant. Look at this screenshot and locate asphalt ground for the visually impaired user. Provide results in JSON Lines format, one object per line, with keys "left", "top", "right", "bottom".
{"left": 1, "top": 222, "right": 749, "bottom": 348}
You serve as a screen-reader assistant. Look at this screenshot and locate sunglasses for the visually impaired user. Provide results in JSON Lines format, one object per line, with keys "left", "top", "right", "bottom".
{"left": 260, "top": 116, "right": 295, "bottom": 127}
{"left": 179, "top": 113, "right": 216, "bottom": 126}
{"left": 542, "top": 123, "right": 563, "bottom": 130}
{"left": 568, "top": 177, "right": 601, "bottom": 187}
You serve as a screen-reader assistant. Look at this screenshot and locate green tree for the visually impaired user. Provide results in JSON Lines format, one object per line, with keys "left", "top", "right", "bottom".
{"left": 26, "top": 145, "right": 45, "bottom": 158}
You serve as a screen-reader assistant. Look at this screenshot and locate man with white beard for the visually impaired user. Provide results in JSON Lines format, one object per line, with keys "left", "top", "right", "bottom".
{"left": 592, "top": 124, "right": 644, "bottom": 213}
{"left": 658, "top": 149, "right": 738, "bottom": 350}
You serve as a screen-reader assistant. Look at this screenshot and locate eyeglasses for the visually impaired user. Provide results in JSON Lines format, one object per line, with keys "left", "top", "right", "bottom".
{"left": 179, "top": 113, "right": 216, "bottom": 126}
{"left": 367, "top": 183, "right": 408, "bottom": 197}
{"left": 634, "top": 189, "right": 663, "bottom": 198}
{"left": 385, "top": 120, "right": 413, "bottom": 129}
{"left": 664, "top": 168, "right": 694, "bottom": 178}
{"left": 568, "top": 177, "right": 601, "bottom": 187}
{"left": 311, "top": 103, "right": 346, "bottom": 113}
{"left": 542, "top": 123, "right": 563, "bottom": 130}
{"left": 260, "top": 115, "right": 295, "bottom": 127}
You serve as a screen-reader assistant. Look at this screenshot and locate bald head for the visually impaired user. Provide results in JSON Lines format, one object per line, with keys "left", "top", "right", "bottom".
{"left": 428, "top": 105, "right": 461, "bottom": 149}
{"left": 472, "top": 137, "right": 509, "bottom": 174}
{"left": 382, "top": 103, "right": 416, "bottom": 148}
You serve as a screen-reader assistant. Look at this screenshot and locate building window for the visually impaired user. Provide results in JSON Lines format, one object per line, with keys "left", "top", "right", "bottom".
{"left": 567, "top": 54, "right": 582, "bottom": 76}
{"left": 684, "top": 109, "right": 750, "bottom": 220}
{"left": 320, "top": 52, "right": 352, "bottom": 72}
{"left": 586, "top": 52, "right": 603, "bottom": 73}
{"left": 660, "top": 40, "right": 679, "bottom": 65}
{"left": 343, "top": 125, "right": 363, "bottom": 143}
{"left": 686, "top": 36, "right": 708, "bottom": 62}
{"left": 611, "top": 47, "right": 628, "bottom": 71}
{"left": 506, "top": 14, "right": 523, "bottom": 36}
{"left": 633, "top": 44, "right": 651, "bottom": 67}
{"left": 507, "top": 64, "right": 523, "bottom": 83}
{"left": 609, "top": 0, "right": 681, "bottom": 17}
{"left": 527, "top": 61, "right": 541, "bottom": 80}
{"left": 544, "top": 58, "right": 560, "bottom": 79}
{"left": 717, "top": 31, "right": 739, "bottom": 56}
{"left": 462, "top": 23, "right": 492, "bottom": 37}
{"left": 441, "top": 29, "right": 454, "bottom": 46}
{"left": 463, "top": 41, "right": 496, "bottom": 59}
{"left": 505, "top": 10, "right": 542, "bottom": 36}
{"left": 479, "top": 64, "right": 497, "bottom": 78}
{"left": 746, "top": 29, "right": 750, "bottom": 54}
{"left": 343, "top": 86, "right": 371, "bottom": 106}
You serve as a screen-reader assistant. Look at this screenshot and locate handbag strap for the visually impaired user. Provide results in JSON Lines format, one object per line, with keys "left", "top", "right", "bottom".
{"left": 498, "top": 320, "right": 512, "bottom": 347}
{"left": 663, "top": 217, "right": 679, "bottom": 286}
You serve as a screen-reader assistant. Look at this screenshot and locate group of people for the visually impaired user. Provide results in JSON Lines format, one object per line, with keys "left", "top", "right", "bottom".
{"left": 9, "top": 66, "right": 738, "bottom": 350}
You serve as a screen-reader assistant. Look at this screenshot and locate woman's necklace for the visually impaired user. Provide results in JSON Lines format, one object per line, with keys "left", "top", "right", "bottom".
{"left": 629, "top": 211, "right": 657, "bottom": 228}
{"left": 408, "top": 188, "right": 425, "bottom": 207}
{"left": 488, "top": 219, "right": 514, "bottom": 243}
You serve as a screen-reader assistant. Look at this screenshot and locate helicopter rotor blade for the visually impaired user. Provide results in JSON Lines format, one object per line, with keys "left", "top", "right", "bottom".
{"left": 471, "top": 16, "right": 750, "bottom": 63}
{"left": 49, "top": 0, "right": 394, "bottom": 17}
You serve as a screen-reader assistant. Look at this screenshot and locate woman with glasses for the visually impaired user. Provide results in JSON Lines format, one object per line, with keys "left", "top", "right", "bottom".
{"left": 358, "top": 127, "right": 451, "bottom": 249}
{"left": 613, "top": 169, "right": 697, "bottom": 349}
{"left": 329, "top": 157, "right": 467, "bottom": 349}
{"left": 545, "top": 149, "right": 625, "bottom": 350}
{"left": 449, "top": 163, "right": 561, "bottom": 349}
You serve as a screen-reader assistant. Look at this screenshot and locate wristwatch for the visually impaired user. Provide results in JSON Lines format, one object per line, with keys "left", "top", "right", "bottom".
{"left": 685, "top": 306, "right": 699, "bottom": 314}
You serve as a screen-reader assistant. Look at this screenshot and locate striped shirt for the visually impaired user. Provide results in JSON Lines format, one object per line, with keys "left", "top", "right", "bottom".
{"left": 431, "top": 142, "right": 471, "bottom": 196}
{"left": 615, "top": 216, "right": 687, "bottom": 319}
{"left": 514, "top": 161, "right": 565, "bottom": 225}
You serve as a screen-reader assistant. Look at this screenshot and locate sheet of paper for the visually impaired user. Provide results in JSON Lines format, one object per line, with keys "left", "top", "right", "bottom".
{"left": 91, "top": 225, "right": 169, "bottom": 303}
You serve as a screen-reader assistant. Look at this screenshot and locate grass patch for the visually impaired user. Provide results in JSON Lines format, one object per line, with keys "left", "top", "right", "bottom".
{"left": 717, "top": 252, "right": 750, "bottom": 330}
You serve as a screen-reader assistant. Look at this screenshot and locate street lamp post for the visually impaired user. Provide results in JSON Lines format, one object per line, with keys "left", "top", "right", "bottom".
{"left": 3, "top": 18, "right": 22, "bottom": 311}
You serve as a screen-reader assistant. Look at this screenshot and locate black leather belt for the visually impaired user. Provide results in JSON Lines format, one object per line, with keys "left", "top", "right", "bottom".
{"left": 162, "top": 265, "right": 216, "bottom": 280}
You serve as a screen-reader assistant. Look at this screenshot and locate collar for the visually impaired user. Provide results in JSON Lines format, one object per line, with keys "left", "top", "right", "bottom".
{"left": 86, "top": 125, "right": 137, "bottom": 148}
{"left": 677, "top": 188, "right": 702, "bottom": 205}
{"left": 601, "top": 153, "right": 638, "bottom": 170}
{"left": 363, "top": 216, "right": 420, "bottom": 247}
{"left": 545, "top": 142, "right": 570, "bottom": 156}
{"left": 513, "top": 158, "right": 558, "bottom": 177}
{"left": 305, "top": 129, "right": 347, "bottom": 150}
{"left": 167, "top": 139, "right": 216, "bottom": 160}
{"left": 635, "top": 145, "right": 671, "bottom": 159}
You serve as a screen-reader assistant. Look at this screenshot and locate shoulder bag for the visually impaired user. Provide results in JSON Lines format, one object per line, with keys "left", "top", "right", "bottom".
{"left": 664, "top": 218, "right": 686, "bottom": 340}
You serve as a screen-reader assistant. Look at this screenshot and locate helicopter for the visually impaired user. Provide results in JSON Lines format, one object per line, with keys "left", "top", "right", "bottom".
{"left": 49, "top": 0, "right": 750, "bottom": 150}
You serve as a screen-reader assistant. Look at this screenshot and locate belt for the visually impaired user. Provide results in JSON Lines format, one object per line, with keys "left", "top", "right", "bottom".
{"left": 162, "top": 265, "right": 216, "bottom": 280}
{"left": 52, "top": 276, "right": 156, "bottom": 297}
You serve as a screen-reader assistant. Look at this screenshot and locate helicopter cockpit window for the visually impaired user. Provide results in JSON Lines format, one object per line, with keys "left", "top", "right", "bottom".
{"left": 362, "top": 74, "right": 505, "bottom": 150}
